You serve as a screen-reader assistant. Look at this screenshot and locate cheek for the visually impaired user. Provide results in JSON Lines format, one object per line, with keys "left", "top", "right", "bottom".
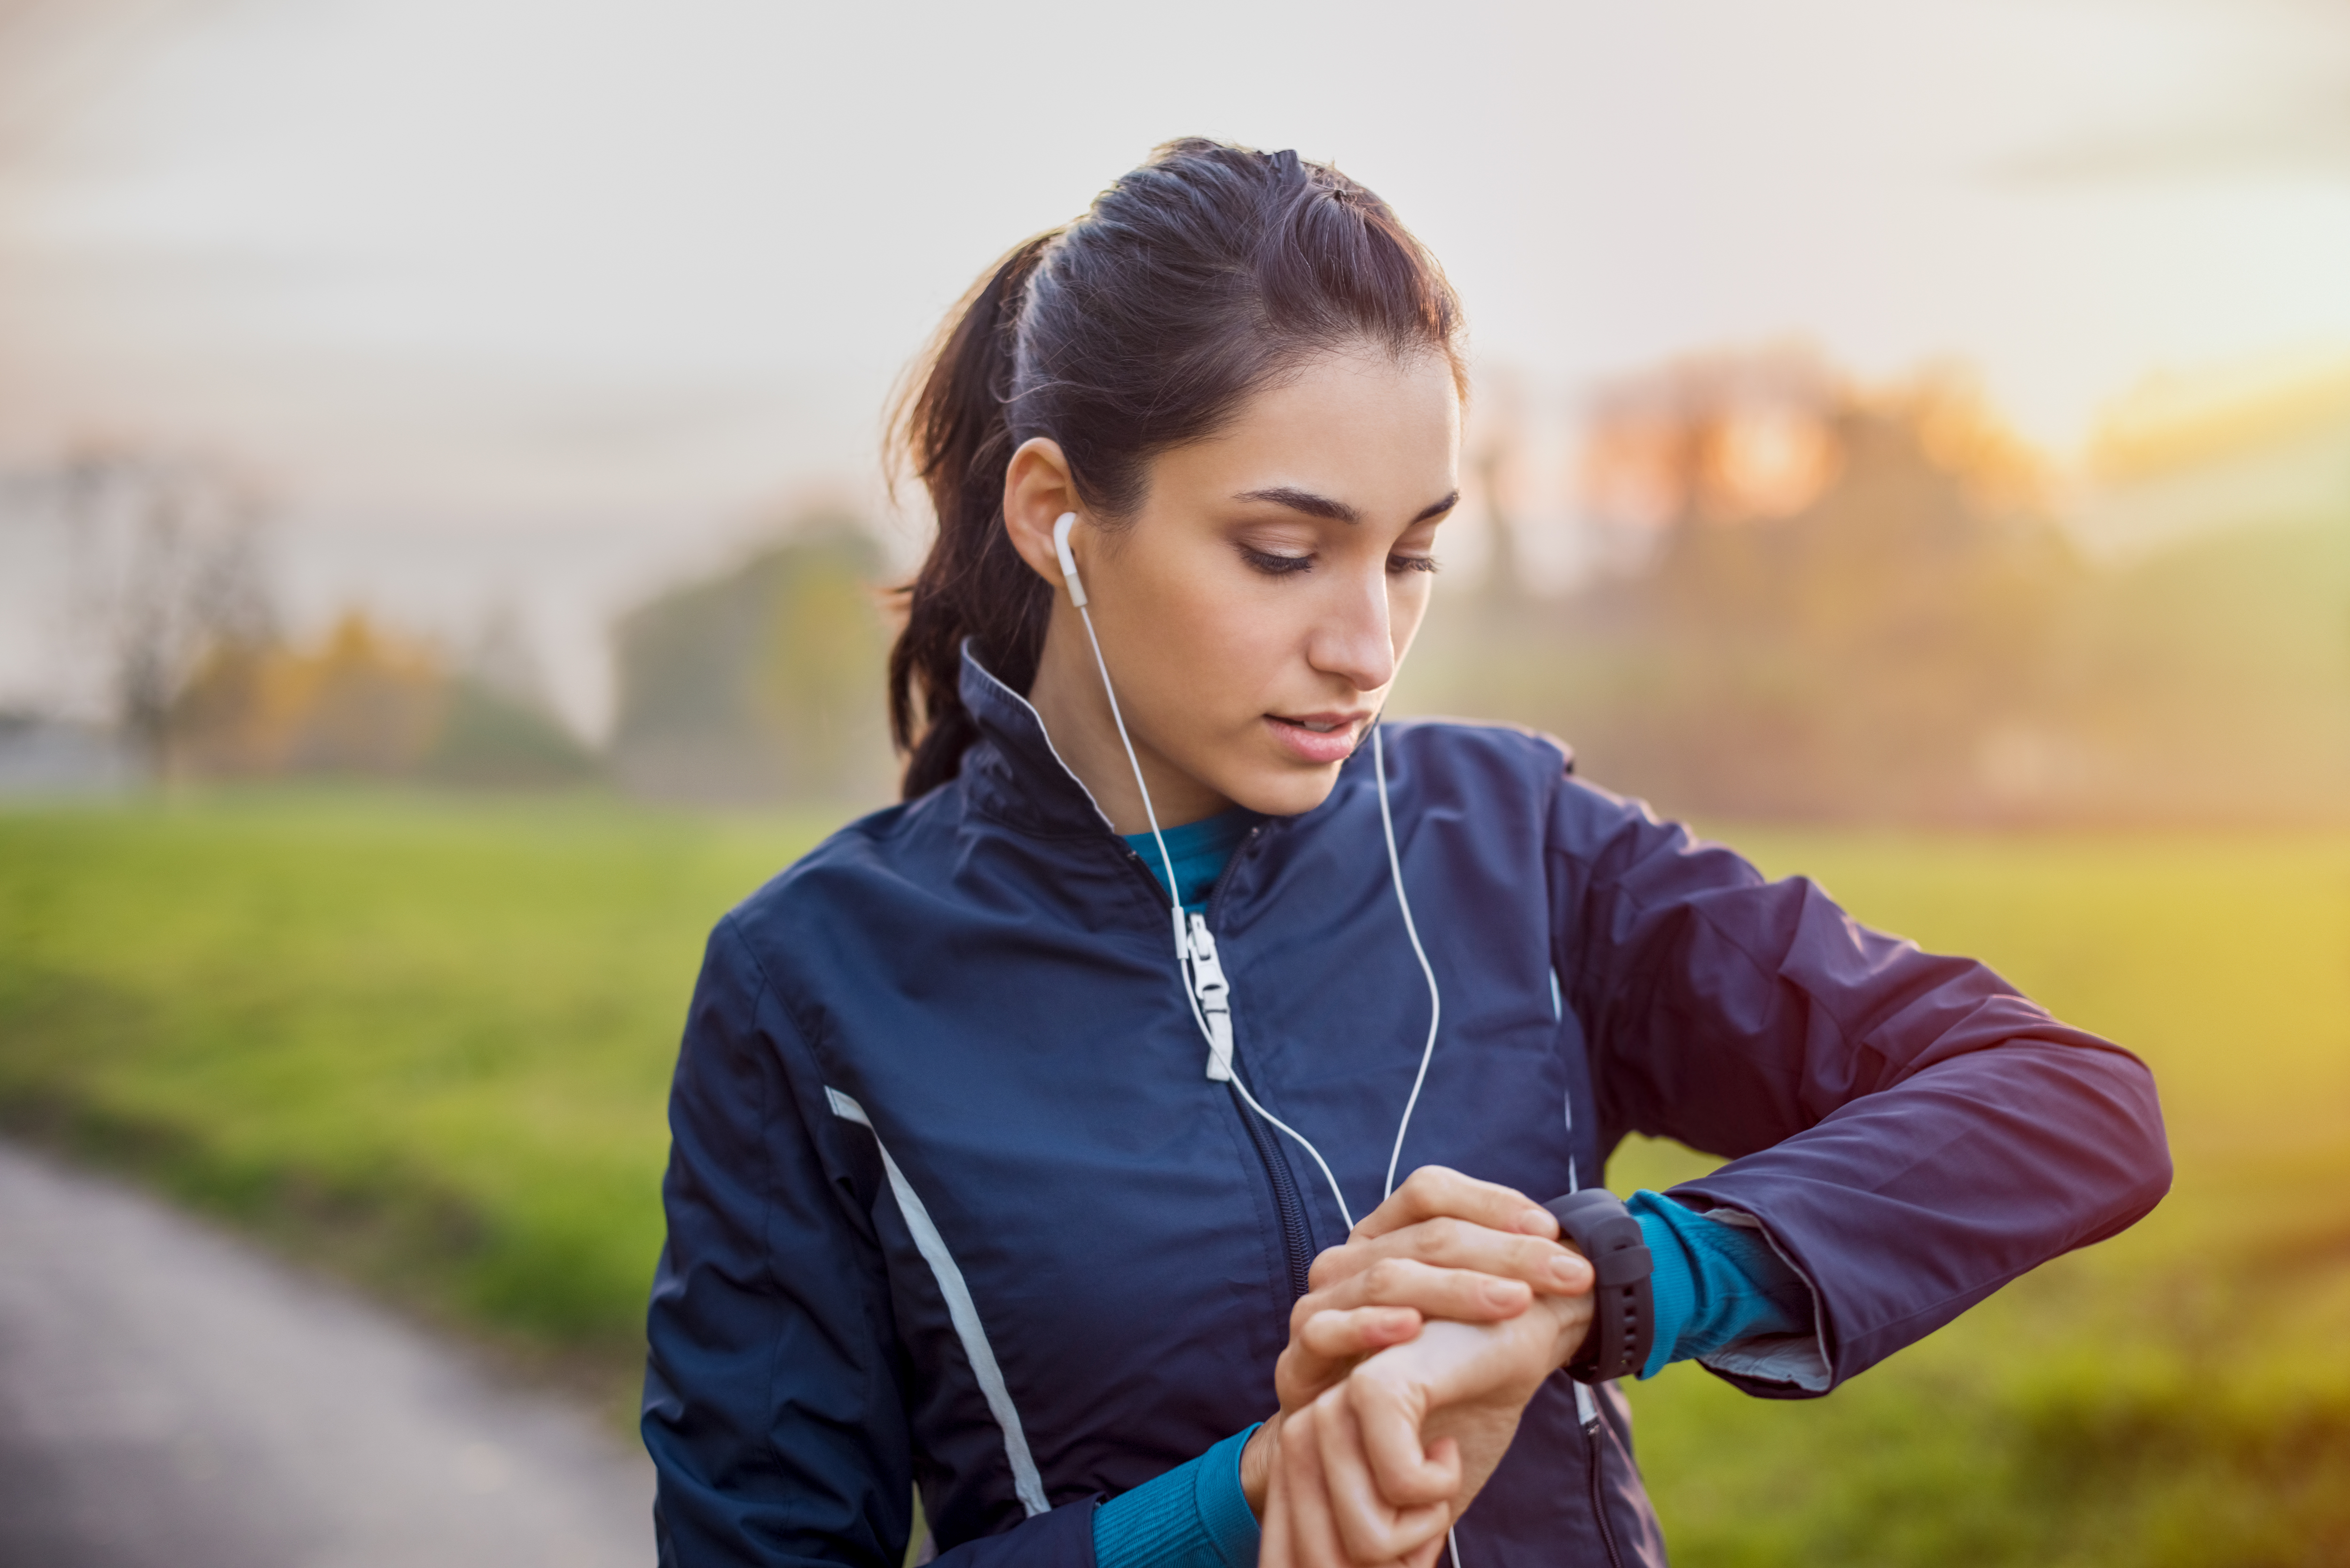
{"left": 1130, "top": 549, "right": 1297, "bottom": 695}
{"left": 1388, "top": 578, "right": 1434, "bottom": 648}
{"left": 1166, "top": 589, "right": 1297, "bottom": 712}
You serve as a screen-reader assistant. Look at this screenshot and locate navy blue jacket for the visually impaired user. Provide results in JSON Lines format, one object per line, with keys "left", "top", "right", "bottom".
{"left": 643, "top": 648, "right": 2170, "bottom": 1567}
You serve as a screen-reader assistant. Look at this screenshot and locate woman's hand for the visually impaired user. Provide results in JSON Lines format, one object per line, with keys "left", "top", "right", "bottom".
{"left": 1333, "top": 1296, "right": 1590, "bottom": 1520}
{"left": 1258, "top": 1395, "right": 1453, "bottom": 1568}
{"left": 1242, "top": 1167, "right": 1594, "bottom": 1514}
{"left": 1265, "top": 1297, "right": 1591, "bottom": 1566}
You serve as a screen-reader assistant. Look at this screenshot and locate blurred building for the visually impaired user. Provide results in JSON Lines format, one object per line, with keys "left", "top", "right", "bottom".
{"left": 0, "top": 713, "right": 135, "bottom": 796}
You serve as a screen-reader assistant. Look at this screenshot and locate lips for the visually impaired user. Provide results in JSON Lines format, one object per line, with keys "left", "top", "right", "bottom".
{"left": 1265, "top": 712, "right": 1371, "bottom": 765}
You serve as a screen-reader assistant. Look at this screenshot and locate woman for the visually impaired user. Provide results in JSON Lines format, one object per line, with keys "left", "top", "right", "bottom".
{"left": 642, "top": 139, "right": 2169, "bottom": 1568}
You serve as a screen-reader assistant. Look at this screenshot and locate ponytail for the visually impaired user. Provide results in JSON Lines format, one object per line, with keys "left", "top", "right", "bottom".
{"left": 886, "top": 140, "right": 1464, "bottom": 800}
{"left": 886, "top": 232, "right": 1058, "bottom": 800}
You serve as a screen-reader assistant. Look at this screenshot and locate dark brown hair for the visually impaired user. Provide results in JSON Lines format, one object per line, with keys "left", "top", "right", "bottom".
{"left": 887, "top": 137, "right": 1465, "bottom": 798}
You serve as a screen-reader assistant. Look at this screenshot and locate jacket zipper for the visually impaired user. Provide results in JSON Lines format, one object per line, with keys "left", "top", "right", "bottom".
{"left": 1123, "top": 827, "right": 1315, "bottom": 1306}
{"left": 1231, "top": 1081, "right": 1315, "bottom": 1303}
{"left": 1201, "top": 827, "right": 1315, "bottom": 1305}
{"left": 1585, "top": 1406, "right": 1627, "bottom": 1568}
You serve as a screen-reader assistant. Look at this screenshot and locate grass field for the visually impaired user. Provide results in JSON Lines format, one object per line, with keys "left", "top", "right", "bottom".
{"left": 2, "top": 791, "right": 2346, "bottom": 1563}
{"left": 1614, "top": 828, "right": 2350, "bottom": 1567}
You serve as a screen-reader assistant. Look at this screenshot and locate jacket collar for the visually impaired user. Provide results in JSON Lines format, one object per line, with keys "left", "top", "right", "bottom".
{"left": 955, "top": 640, "right": 1119, "bottom": 838}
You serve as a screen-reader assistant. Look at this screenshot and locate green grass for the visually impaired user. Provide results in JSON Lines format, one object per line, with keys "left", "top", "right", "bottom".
{"left": 2, "top": 793, "right": 2346, "bottom": 1561}
{"left": 0, "top": 788, "right": 833, "bottom": 1401}
{"left": 1613, "top": 828, "right": 2350, "bottom": 1566}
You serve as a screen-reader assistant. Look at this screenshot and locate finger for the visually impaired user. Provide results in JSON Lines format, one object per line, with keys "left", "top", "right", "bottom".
{"left": 1274, "top": 1402, "right": 1354, "bottom": 1568}
{"left": 1402, "top": 1451, "right": 1459, "bottom": 1568}
{"left": 1297, "top": 1305, "right": 1424, "bottom": 1365}
{"left": 1278, "top": 1305, "right": 1424, "bottom": 1415}
{"left": 1350, "top": 1166, "right": 1557, "bottom": 1245}
{"left": 1345, "top": 1362, "right": 1462, "bottom": 1510}
{"left": 1308, "top": 1221, "right": 1591, "bottom": 1299}
{"left": 1311, "top": 1385, "right": 1455, "bottom": 1564}
{"left": 1301, "top": 1258, "right": 1536, "bottom": 1326}
{"left": 1258, "top": 1432, "right": 1292, "bottom": 1568}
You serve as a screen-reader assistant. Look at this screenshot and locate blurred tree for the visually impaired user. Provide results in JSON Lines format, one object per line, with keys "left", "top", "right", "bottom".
{"left": 1624, "top": 373, "right": 2077, "bottom": 819}
{"left": 418, "top": 677, "right": 600, "bottom": 788}
{"left": 421, "top": 606, "right": 598, "bottom": 788}
{"left": 608, "top": 514, "right": 893, "bottom": 806}
{"left": 172, "top": 611, "right": 438, "bottom": 776}
{"left": 53, "top": 444, "right": 275, "bottom": 775}
{"left": 172, "top": 610, "right": 597, "bottom": 787}
{"left": 1580, "top": 344, "right": 1847, "bottom": 536}
{"left": 1401, "top": 350, "right": 2084, "bottom": 823}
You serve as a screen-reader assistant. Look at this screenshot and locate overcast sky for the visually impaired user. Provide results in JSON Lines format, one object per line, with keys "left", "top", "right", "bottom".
{"left": 3, "top": 0, "right": 2347, "bottom": 726}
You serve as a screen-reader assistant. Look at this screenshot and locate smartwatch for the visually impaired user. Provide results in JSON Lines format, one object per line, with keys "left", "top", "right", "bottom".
{"left": 1543, "top": 1189, "right": 1654, "bottom": 1383}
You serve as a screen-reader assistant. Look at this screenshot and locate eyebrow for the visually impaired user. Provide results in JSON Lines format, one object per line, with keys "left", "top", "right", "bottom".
{"left": 1234, "top": 487, "right": 1461, "bottom": 526}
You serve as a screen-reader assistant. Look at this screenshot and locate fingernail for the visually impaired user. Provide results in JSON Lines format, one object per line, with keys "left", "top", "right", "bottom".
{"left": 1551, "top": 1255, "right": 1590, "bottom": 1286}
{"left": 1516, "top": 1208, "right": 1558, "bottom": 1237}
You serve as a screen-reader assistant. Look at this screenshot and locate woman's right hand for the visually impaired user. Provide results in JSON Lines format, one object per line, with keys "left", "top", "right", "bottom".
{"left": 1242, "top": 1167, "right": 1594, "bottom": 1514}
{"left": 1265, "top": 1296, "right": 1597, "bottom": 1566}
{"left": 1259, "top": 1393, "right": 1454, "bottom": 1568}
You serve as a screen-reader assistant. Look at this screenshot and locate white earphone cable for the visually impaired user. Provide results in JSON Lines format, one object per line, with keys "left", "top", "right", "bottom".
{"left": 1065, "top": 563, "right": 1436, "bottom": 1239}
{"left": 1079, "top": 595, "right": 1363, "bottom": 1231}
{"left": 1374, "top": 725, "right": 1443, "bottom": 1202}
{"left": 1063, "top": 525, "right": 1463, "bottom": 1567}
{"left": 1226, "top": 1050, "right": 1359, "bottom": 1233}
{"left": 1073, "top": 601, "right": 1183, "bottom": 911}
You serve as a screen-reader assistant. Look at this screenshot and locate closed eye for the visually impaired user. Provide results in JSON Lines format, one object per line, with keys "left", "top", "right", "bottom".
{"left": 1388, "top": 554, "right": 1441, "bottom": 575}
{"left": 1240, "top": 545, "right": 1315, "bottom": 577}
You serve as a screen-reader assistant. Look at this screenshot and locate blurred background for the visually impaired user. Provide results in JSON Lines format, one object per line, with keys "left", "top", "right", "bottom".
{"left": 1, "top": 0, "right": 2346, "bottom": 1564}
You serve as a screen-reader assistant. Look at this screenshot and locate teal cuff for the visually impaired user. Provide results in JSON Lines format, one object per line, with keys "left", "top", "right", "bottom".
{"left": 1091, "top": 1423, "right": 1261, "bottom": 1568}
{"left": 1633, "top": 1202, "right": 1697, "bottom": 1380}
{"left": 1630, "top": 1191, "right": 1814, "bottom": 1379}
{"left": 1196, "top": 1424, "right": 1261, "bottom": 1567}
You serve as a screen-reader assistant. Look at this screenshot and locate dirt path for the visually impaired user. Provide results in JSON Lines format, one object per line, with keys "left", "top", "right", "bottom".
{"left": 0, "top": 1140, "right": 653, "bottom": 1568}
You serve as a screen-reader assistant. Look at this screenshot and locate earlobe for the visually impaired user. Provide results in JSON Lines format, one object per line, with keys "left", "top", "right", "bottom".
{"left": 1001, "top": 436, "right": 1084, "bottom": 597}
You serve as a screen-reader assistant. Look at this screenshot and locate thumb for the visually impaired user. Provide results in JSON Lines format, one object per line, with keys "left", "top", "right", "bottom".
{"left": 1344, "top": 1372, "right": 1459, "bottom": 1510}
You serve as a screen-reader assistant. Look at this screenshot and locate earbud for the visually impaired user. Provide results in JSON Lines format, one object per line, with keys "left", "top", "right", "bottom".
{"left": 1051, "top": 511, "right": 1088, "bottom": 608}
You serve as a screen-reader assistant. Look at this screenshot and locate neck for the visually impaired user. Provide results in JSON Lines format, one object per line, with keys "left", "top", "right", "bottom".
{"left": 1025, "top": 603, "right": 1229, "bottom": 837}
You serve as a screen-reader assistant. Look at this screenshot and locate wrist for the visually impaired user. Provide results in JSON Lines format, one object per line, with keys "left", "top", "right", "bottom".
{"left": 1239, "top": 1414, "right": 1276, "bottom": 1518}
{"left": 1536, "top": 1290, "right": 1591, "bottom": 1371}
{"left": 1543, "top": 1189, "right": 1655, "bottom": 1383}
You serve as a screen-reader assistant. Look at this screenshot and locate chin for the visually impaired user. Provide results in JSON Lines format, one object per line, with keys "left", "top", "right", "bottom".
{"left": 1222, "top": 762, "right": 1347, "bottom": 819}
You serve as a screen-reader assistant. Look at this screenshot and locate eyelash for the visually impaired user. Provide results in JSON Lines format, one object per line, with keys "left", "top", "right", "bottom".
{"left": 1239, "top": 546, "right": 1314, "bottom": 576}
{"left": 1239, "top": 547, "right": 1442, "bottom": 578}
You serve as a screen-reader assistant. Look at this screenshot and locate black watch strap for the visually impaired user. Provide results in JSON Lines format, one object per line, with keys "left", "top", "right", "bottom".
{"left": 1544, "top": 1189, "right": 1654, "bottom": 1383}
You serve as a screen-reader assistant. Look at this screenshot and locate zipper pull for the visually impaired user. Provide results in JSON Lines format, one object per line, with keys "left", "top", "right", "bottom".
{"left": 1185, "top": 912, "right": 1236, "bottom": 1081}
{"left": 1575, "top": 1380, "right": 1599, "bottom": 1429}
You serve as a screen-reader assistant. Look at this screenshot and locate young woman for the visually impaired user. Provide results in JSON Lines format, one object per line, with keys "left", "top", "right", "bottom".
{"left": 642, "top": 140, "right": 2169, "bottom": 1568}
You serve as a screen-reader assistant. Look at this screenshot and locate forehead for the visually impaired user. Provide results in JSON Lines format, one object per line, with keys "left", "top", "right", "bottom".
{"left": 1151, "top": 349, "right": 1461, "bottom": 516}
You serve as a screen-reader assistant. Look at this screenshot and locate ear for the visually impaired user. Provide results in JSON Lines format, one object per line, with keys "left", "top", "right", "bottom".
{"left": 1003, "top": 437, "right": 1086, "bottom": 600}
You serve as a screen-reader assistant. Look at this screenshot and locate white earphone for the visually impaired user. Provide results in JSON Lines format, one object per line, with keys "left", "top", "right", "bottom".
{"left": 1049, "top": 510, "right": 1443, "bottom": 1230}
{"left": 1052, "top": 511, "right": 1088, "bottom": 608}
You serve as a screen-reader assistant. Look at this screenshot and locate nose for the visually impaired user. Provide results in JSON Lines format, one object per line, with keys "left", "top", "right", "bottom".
{"left": 1305, "top": 561, "right": 1397, "bottom": 693}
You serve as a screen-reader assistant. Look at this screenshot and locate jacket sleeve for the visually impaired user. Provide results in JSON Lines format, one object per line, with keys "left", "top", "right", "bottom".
{"left": 1548, "top": 776, "right": 2171, "bottom": 1396}
{"left": 643, "top": 916, "right": 1101, "bottom": 1567}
